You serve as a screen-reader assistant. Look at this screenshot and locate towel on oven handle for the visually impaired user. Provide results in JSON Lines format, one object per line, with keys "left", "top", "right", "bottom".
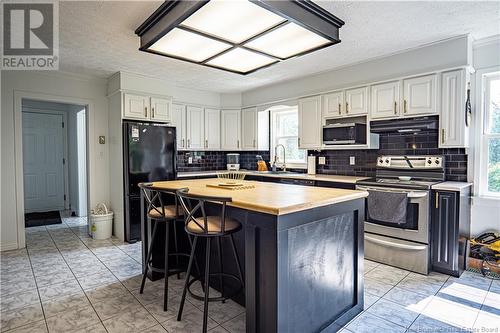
{"left": 367, "top": 190, "right": 408, "bottom": 225}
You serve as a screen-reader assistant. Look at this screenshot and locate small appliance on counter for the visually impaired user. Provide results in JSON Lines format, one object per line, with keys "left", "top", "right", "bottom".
{"left": 227, "top": 153, "right": 240, "bottom": 171}
{"left": 307, "top": 156, "right": 316, "bottom": 175}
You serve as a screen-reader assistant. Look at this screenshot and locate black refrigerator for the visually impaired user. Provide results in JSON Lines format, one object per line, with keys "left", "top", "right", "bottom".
{"left": 123, "top": 121, "right": 176, "bottom": 242}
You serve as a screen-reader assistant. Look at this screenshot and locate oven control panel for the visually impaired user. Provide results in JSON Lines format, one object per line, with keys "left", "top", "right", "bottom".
{"left": 425, "top": 156, "right": 442, "bottom": 168}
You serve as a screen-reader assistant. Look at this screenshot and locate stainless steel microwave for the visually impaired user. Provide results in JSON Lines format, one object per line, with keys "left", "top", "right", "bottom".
{"left": 322, "top": 123, "right": 367, "bottom": 145}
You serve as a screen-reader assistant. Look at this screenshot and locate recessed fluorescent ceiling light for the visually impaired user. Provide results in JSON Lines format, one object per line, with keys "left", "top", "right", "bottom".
{"left": 180, "top": 0, "right": 286, "bottom": 44}
{"left": 148, "top": 28, "right": 232, "bottom": 62}
{"left": 245, "top": 22, "right": 331, "bottom": 59}
{"left": 135, "top": 1, "right": 345, "bottom": 75}
{"left": 206, "top": 48, "right": 277, "bottom": 73}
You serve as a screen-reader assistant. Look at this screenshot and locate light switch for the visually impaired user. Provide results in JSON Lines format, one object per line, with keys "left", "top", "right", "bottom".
{"left": 99, "top": 136, "right": 105, "bottom": 144}
{"left": 318, "top": 157, "right": 326, "bottom": 165}
{"left": 350, "top": 156, "right": 355, "bottom": 165}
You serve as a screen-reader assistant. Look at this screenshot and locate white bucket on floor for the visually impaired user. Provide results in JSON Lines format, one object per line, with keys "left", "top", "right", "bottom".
{"left": 90, "top": 203, "right": 113, "bottom": 240}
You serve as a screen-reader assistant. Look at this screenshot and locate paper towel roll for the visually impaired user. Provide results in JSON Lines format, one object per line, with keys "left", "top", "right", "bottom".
{"left": 307, "top": 156, "right": 316, "bottom": 175}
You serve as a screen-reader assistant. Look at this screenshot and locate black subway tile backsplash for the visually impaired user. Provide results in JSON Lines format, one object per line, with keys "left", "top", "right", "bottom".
{"left": 176, "top": 150, "right": 270, "bottom": 172}
{"left": 308, "top": 129, "right": 467, "bottom": 182}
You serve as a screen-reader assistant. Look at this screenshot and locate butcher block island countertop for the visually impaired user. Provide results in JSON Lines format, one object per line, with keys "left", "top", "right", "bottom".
{"left": 149, "top": 178, "right": 368, "bottom": 215}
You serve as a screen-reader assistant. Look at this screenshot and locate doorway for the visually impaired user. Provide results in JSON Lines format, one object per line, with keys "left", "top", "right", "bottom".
{"left": 22, "top": 99, "right": 88, "bottom": 228}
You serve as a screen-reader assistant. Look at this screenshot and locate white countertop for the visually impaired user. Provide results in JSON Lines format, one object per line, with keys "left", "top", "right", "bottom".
{"left": 177, "top": 170, "right": 370, "bottom": 184}
{"left": 432, "top": 182, "right": 473, "bottom": 191}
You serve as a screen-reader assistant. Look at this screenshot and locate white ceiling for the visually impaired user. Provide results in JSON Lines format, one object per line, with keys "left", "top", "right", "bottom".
{"left": 59, "top": 1, "right": 500, "bottom": 93}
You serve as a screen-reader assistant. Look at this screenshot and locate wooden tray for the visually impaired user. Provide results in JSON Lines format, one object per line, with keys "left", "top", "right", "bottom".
{"left": 206, "top": 184, "right": 255, "bottom": 190}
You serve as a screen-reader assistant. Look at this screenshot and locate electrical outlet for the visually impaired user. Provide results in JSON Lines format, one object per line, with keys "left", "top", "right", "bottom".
{"left": 188, "top": 157, "right": 193, "bottom": 164}
{"left": 318, "top": 157, "right": 326, "bottom": 165}
{"left": 350, "top": 156, "right": 355, "bottom": 165}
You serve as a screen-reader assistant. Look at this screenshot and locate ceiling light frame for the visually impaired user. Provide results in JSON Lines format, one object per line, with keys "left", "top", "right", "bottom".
{"left": 135, "top": 0, "right": 345, "bottom": 75}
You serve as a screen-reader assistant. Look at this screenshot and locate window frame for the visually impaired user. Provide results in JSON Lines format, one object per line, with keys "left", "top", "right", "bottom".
{"left": 269, "top": 106, "right": 307, "bottom": 169}
{"left": 477, "top": 70, "right": 500, "bottom": 197}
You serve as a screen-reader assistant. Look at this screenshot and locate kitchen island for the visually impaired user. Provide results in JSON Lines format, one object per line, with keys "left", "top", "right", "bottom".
{"left": 141, "top": 179, "right": 367, "bottom": 333}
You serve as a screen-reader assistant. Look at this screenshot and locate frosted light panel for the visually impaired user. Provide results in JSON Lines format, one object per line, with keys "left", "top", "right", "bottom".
{"left": 245, "top": 22, "right": 331, "bottom": 58}
{"left": 149, "top": 28, "right": 231, "bottom": 62}
{"left": 180, "top": 1, "right": 286, "bottom": 43}
{"left": 206, "top": 48, "right": 276, "bottom": 73}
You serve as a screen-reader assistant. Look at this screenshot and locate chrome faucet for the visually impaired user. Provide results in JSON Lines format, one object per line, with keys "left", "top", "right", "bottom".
{"left": 273, "top": 144, "right": 286, "bottom": 172}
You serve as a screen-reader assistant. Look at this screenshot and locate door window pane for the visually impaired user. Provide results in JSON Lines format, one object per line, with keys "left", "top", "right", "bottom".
{"left": 488, "top": 137, "right": 500, "bottom": 193}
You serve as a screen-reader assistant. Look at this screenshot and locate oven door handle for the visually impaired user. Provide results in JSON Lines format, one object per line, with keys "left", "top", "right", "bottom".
{"left": 356, "top": 185, "right": 428, "bottom": 199}
{"left": 365, "top": 234, "right": 427, "bottom": 250}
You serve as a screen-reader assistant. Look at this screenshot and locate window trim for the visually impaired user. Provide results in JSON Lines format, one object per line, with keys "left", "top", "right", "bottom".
{"left": 269, "top": 105, "right": 307, "bottom": 169}
{"left": 474, "top": 69, "right": 500, "bottom": 198}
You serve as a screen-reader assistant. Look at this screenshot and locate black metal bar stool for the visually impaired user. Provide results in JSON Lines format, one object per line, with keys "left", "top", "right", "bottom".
{"left": 175, "top": 188, "right": 245, "bottom": 333}
{"left": 139, "top": 183, "right": 198, "bottom": 311}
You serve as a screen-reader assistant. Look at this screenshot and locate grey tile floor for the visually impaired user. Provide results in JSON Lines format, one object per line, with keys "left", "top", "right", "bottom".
{"left": 1, "top": 213, "right": 498, "bottom": 332}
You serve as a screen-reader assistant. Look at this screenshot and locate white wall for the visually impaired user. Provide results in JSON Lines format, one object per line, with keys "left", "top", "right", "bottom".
{"left": 470, "top": 35, "right": 500, "bottom": 236}
{"left": 1, "top": 71, "right": 109, "bottom": 251}
{"left": 242, "top": 35, "right": 471, "bottom": 106}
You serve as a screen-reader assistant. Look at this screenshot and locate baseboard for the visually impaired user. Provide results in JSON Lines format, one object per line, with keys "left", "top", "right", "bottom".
{"left": 0, "top": 242, "right": 20, "bottom": 252}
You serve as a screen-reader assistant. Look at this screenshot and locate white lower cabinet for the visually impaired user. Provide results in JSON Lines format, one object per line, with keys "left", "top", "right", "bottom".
{"left": 241, "top": 107, "right": 257, "bottom": 150}
{"left": 403, "top": 74, "right": 438, "bottom": 116}
{"left": 186, "top": 105, "right": 205, "bottom": 150}
{"left": 221, "top": 109, "right": 241, "bottom": 150}
{"left": 440, "top": 69, "right": 469, "bottom": 148}
{"left": 298, "top": 96, "right": 321, "bottom": 149}
{"left": 204, "top": 108, "right": 220, "bottom": 150}
{"left": 371, "top": 81, "right": 400, "bottom": 119}
{"left": 171, "top": 103, "right": 186, "bottom": 150}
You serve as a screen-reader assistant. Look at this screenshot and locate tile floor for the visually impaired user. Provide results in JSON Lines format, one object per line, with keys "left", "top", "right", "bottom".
{"left": 1, "top": 214, "right": 499, "bottom": 333}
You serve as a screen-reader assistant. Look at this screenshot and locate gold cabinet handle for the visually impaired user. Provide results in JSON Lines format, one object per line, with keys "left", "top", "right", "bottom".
{"left": 338, "top": 103, "right": 341, "bottom": 115}
{"left": 187, "top": 139, "right": 190, "bottom": 148}
{"left": 151, "top": 107, "right": 155, "bottom": 118}
{"left": 237, "top": 140, "right": 240, "bottom": 149}
{"left": 182, "top": 139, "right": 185, "bottom": 147}
{"left": 144, "top": 106, "right": 148, "bottom": 117}
{"left": 205, "top": 139, "right": 208, "bottom": 148}
{"left": 346, "top": 102, "right": 349, "bottom": 114}
{"left": 253, "top": 139, "right": 256, "bottom": 148}
{"left": 298, "top": 137, "right": 301, "bottom": 146}
{"left": 441, "top": 129, "right": 445, "bottom": 144}
{"left": 404, "top": 100, "right": 407, "bottom": 113}
{"left": 435, "top": 192, "right": 439, "bottom": 209}
{"left": 394, "top": 101, "right": 397, "bottom": 115}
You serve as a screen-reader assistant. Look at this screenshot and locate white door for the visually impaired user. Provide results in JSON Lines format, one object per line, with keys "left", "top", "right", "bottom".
{"left": 440, "top": 69, "right": 467, "bottom": 147}
{"left": 371, "top": 81, "right": 400, "bottom": 119}
{"left": 23, "top": 112, "right": 65, "bottom": 212}
{"left": 204, "top": 108, "right": 221, "bottom": 150}
{"left": 123, "top": 93, "right": 150, "bottom": 120}
{"left": 345, "top": 87, "right": 368, "bottom": 115}
{"left": 241, "top": 107, "right": 257, "bottom": 150}
{"left": 403, "top": 74, "right": 438, "bottom": 116}
{"left": 322, "top": 91, "right": 344, "bottom": 117}
{"left": 298, "top": 96, "right": 321, "bottom": 149}
{"left": 186, "top": 105, "right": 205, "bottom": 149}
{"left": 150, "top": 97, "right": 172, "bottom": 122}
{"left": 171, "top": 103, "right": 186, "bottom": 150}
{"left": 221, "top": 109, "right": 241, "bottom": 150}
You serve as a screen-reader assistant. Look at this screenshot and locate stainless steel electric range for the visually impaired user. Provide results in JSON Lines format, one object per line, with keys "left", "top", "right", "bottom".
{"left": 356, "top": 155, "right": 445, "bottom": 274}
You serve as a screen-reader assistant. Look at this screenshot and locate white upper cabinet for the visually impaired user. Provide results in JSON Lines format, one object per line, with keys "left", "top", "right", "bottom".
{"left": 171, "top": 103, "right": 186, "bottom": 150}
{"left": 241, "top": 107, "right": 257, "bottom": 150}
{"left": 322, "top": 91, "right": 344, "bottom": 117}
{"left": 403, "top": 74, "right": 438, "bottom": 116}
{"left": 186, "top": 105, "right": 205, "bottom": 150}
{"left": 345, "top": 87, "right": 369, "bottom": 116}
{"left": 123, "top": 93, "right": 172, "bottom": 123}
{"left": 123, "top": 93, "right": 150, "bottom": 120}
{"left": 298, "top": 96, "right": 321, "bottom": 149}
{"left": 221, "top": 109, "right": 241, "bottom": 150}
{"left": 150, "top": 97, "right": 172, "bottom": 122}
{"left": 204, "top": 108, "right": 221, "bottom": 150}
{"left": 440, "top": 69, "right": 469, "bottom": 148}
{"left": 371, "top": 81, "right": 400, "bottom": 119}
